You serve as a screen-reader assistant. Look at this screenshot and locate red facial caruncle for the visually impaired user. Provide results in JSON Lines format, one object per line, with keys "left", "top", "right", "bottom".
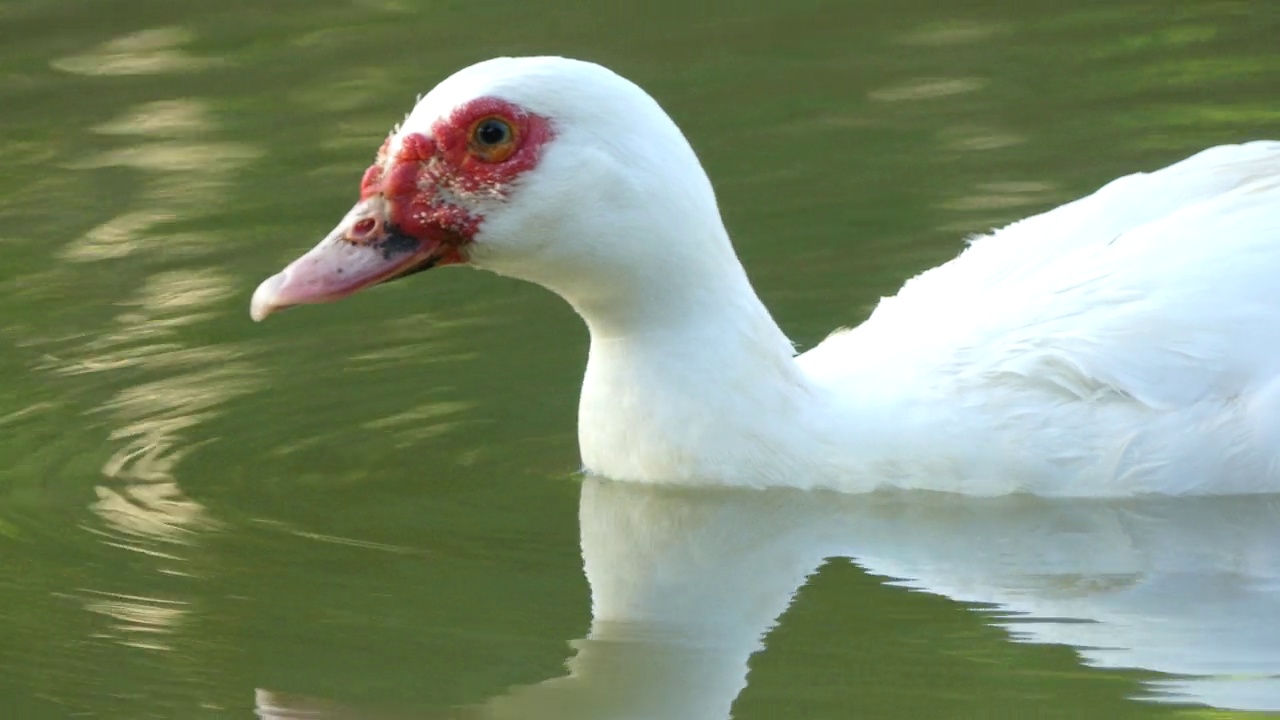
{"left": 359, "top": 97, "right": 554, "bottom": 259}
{"left": 248, "top": 96, "right": 553, "bottom": 321}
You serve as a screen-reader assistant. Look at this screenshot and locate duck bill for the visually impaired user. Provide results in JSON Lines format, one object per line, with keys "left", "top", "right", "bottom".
{"left": 250, "top": 200, "right": 453, "bottom": 322}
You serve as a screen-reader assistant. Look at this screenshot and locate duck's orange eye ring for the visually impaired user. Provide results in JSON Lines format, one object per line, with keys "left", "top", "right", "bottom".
{"left": 467, "top": 115, "right": 518, "bottom": 162}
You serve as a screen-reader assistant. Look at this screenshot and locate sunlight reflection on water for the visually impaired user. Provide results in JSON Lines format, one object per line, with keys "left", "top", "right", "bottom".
{"left": 51, "top": 27, "right": 220, "bottom": 77}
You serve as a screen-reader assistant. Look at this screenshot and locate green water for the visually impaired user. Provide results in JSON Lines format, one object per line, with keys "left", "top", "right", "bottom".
{"left": 3, "top": 0, "right": 1279, "bottom": 717}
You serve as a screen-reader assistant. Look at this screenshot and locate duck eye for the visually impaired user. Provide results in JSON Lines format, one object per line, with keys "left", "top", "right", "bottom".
{"left": 468, "top": 116, "right": 517, "bottom": 162}
{"left": 475, "top": 118, "right": 509, "bottom": 145}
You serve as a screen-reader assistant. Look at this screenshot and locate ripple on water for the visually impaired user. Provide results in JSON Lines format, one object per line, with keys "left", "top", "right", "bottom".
{"left": 60, "top": 99, "right": 261, "bottom": 263}
{"left": 73, "top": 269, "right": 260, "bottom": 549}
{"left": 30, "top": 90, "right": 266, "bottom": 558}
{"left": 81, "top": 590, "right": 189, "bottom": 653}
{"left": 50, "top": 27, "right": 222, "bottom": 77}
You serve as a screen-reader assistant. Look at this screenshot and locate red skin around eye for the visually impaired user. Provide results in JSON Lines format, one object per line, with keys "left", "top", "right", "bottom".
{"left": 433, "top": 97, "right": 553, "bottom": 193}
{"left": 356, "top": 97, "right": 554, "bottom": 251}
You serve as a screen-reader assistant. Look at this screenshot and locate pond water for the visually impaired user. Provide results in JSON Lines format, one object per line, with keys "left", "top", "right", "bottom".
{"left": 2, "top": 0, "right": 1278, "bottom": 717}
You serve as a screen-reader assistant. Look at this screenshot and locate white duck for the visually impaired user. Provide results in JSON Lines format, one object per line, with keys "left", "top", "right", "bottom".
{"left": 252, "top": 56, "right": 1280, "bottom": 497}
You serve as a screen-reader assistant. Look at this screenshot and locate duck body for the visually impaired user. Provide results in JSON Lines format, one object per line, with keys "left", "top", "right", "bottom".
{"left": 794, "top": 141, "right": 1280, "bottom": 495}
{"left": 252, "top": 57, "right": 1280, "bottom": 497}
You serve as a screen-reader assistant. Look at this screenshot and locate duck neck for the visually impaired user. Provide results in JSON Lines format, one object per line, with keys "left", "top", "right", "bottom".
{"left": 569, "top": 240, "right": 818, "bottom": 485}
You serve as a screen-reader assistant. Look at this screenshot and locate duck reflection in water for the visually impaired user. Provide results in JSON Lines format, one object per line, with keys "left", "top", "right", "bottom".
{"left": 257, "top": 477, "right": 1280, "bottom": 719}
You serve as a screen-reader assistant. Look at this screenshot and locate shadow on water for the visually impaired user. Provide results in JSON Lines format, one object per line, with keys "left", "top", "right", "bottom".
{"left": 258, "top": 479, "right": 1280, "bottom": 718}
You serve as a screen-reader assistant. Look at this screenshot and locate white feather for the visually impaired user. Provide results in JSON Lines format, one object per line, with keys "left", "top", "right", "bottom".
{"left": 801, "top": 142, "right": 1280, "bottom": 494}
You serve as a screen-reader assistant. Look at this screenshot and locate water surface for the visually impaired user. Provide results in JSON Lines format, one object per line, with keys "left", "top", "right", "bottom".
{"left": 2, "top": 0, "right": 1278, "bottom": 717}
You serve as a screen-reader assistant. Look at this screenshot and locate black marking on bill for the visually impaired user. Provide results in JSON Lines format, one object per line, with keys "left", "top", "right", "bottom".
{"left": 377, "top": 227, "right": 420, "bottom": 260}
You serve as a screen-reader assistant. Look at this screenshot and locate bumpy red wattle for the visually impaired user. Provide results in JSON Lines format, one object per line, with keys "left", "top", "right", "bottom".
{"left": 358, "top": 164, "right": 384, "bottom": 200}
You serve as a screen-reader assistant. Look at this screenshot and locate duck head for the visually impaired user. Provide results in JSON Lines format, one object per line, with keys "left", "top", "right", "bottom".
{"left": 251, "top": 56, "right": 736, "bottom": 327}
